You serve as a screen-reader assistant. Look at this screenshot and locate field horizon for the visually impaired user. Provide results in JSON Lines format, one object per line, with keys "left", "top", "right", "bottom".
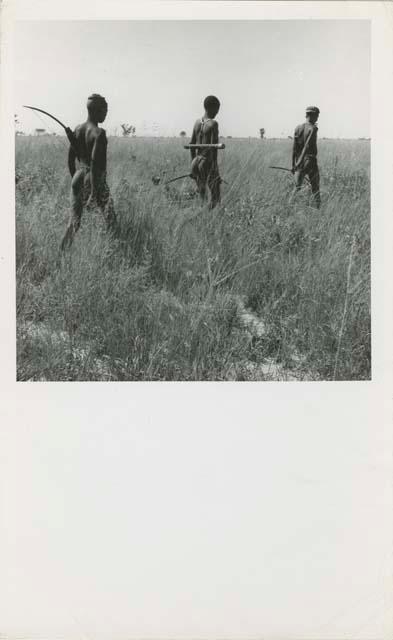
{"left": 16, "top": 133, "right": 371, "bottom": 141}
{"left": 15, "top": 136, "right": 371, "bottom": 381}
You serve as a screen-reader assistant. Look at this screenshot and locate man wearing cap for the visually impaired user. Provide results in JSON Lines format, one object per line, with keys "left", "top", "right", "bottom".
{"left": 61, "top": 93, "right": 117, "bottom": 250}
{"left": 291, "top": 106, "right": 321, "bottom": 208}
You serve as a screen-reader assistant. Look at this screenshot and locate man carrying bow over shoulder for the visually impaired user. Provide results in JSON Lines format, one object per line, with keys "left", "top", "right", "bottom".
{"left": 61, "top": 93, "right": 117, "bottom": 251}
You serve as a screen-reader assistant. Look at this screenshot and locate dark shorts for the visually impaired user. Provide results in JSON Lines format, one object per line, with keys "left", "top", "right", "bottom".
{"left": 294, "top": 156, "right": 320, "bottom": 205}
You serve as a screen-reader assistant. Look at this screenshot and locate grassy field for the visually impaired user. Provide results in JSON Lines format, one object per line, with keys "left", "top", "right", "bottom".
{"left": 15, "top": 135, "right": 370, "bottom": 381}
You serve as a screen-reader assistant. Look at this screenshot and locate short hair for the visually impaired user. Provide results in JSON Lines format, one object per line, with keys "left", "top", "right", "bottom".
{"left": 87, "top": 94, "right": 108, "bottom": 110}
{"left": 204, "top": 95, "right": 220, "bottom": 111}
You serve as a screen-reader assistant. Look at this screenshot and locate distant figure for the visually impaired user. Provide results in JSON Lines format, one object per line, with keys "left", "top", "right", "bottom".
{"left": 189, "top": 95, "right": 221, "bottom": 209}
{"left": 61, "top": 94, "right": 116, "bottom": 251}
{"left": 291, "top": 106, "right": 321, "bottom": 208}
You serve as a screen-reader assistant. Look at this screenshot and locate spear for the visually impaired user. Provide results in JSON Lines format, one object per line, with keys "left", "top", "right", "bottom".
{"left": 23, "top": 105, "right": 79, "bottom": 159}
{"left": 152, "top": 173, "right": 194, "bottom": 186}
{"left": 159, "top": 143, "right": 227, "bottom": 185}
{"left": 164, "top": 173, "right": 194, "bottom": 186}
{"left": 152, "top": 173, "right": 228, "bottom": 186}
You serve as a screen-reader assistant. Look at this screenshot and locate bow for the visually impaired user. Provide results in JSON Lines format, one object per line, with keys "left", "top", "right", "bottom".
{"left": 269, "top": 165, "right": 293, "bottom": 173}
{"left": 152, "top": 173, "right": 229, "bottom": 187}
{"left": 23, "top": 105, "right": 79, "bottom": 158}
{"left": 269, "top": 165, "right": 310, "bottom": 185}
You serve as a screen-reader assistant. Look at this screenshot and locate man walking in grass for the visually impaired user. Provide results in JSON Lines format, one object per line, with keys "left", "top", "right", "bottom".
{"left": 189, "top": 95, "right": 222, "bottom": 209}
{"left": 291, "top": 105, "right": 321, "bottom": 208}
{"left": 61, "top": 93, "right": 117, "bottom": 250}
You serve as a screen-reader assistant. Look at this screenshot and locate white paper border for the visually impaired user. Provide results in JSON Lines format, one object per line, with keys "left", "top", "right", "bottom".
{"left": 1, "top": 2, "right": 392, "bottom": 639}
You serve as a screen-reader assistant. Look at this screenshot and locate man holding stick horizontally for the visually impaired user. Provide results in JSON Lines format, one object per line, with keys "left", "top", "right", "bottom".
{"left": 189, "top": 95, "right": 222, "bottom": 209}
{"left": 291, "top": 105, "right": 321, "bottom": 208}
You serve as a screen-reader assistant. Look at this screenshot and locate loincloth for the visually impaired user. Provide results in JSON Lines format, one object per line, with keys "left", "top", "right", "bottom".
{"left": 72, "top": 167, "right": 110, "bottom": 208}
{"left": 191, "top": 155, "right": 218, "bottom": 180}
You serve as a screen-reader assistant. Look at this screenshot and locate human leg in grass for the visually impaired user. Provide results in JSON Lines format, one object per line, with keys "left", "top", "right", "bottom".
{"left": 293, "top": 157, "right": 321, "bottom": 209}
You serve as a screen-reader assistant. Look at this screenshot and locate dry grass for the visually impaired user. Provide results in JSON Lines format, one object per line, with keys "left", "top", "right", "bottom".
{"left": 15, "top": 136, "right": 370, "bottom": 380}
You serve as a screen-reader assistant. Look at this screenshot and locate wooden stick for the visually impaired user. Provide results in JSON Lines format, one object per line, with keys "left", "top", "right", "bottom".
{"left": 184, "top": 143, "right": 225, "bottom": 150}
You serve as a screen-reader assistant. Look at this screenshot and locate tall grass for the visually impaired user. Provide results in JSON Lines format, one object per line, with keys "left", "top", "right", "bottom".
{"left": 15, "top": 136, "right": 370, "bottom": 380}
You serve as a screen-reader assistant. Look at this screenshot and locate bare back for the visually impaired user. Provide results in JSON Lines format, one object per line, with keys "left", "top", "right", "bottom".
{"left": 193, "top": 118, "right": 217, "bottom": 144}
{"left": 190, "top": 117, "right": 219, "bottom": 161}
{"left": 74, "top": 121, "right": 107, "bottom": 171}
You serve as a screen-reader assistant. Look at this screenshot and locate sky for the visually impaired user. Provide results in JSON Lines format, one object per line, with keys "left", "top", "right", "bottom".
{"left": 15, "top": 20, "right": 370, "bottom": 138}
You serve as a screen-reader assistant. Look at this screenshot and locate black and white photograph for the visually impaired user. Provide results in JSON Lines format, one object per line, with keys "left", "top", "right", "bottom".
{"left": 1, "top": 2, "right": 393, "bottom": 640}
{"left": 14, "top": 17, "right": 371, "bottom": 381}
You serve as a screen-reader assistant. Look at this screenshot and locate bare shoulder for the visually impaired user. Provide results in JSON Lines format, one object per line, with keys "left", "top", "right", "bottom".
{"left": 74, "top": 122, "right": 86, "bottom": 136}
{"left": 205, "top": 119, "right": 218, "bottom": 129}
{"left": 294, "top": 123, "right": 304, "bottom": 135}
